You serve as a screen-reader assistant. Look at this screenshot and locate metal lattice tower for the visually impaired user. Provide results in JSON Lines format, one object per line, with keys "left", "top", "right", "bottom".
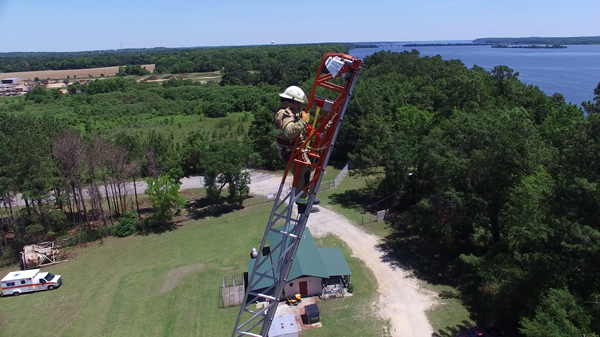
{"left": 233, "top": 53, "right": 363, "bottom": 337}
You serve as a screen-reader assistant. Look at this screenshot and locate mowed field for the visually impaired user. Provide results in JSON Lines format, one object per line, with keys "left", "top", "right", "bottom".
{"left": 0, "top": 64, "right": 155, "bottom": 81}
{"left": 0, "top": 203, "right": 385, "bottom": 337}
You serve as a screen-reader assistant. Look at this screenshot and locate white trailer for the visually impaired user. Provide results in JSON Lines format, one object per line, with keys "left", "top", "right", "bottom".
{"left": 1, "top": 269, "right": 62, "bottom": 296}
{"left": 1, "top": 78, "right": 20, "bottom": 85}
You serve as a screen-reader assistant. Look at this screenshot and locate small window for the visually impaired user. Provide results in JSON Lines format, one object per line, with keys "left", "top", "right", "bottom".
{"left": 8, "top": 282, "right": 15, "bottom": 287}
{"left": 289, "top": 283, "right": 294, "bottom": 287}
{"left": 21, "top": 280, "right": 26, "bottom": 284}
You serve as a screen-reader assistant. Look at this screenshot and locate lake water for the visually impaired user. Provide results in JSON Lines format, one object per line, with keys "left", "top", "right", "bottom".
{"left": 350, "top": 44, "right": 600, "bottom": 106}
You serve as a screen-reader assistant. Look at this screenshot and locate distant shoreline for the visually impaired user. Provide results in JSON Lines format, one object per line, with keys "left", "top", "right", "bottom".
{"left": 403, "top": 43, "right": 482, "bottom": 47}
{"left": 474, "top": 36, "right": 600, "bottom": 45}
{"left": 353, "top": 42, "right": 581, "bottom": 49}
{"left": 352, "top": 43, "right": 488, "bottom": 48}
{"left": 492, "top": 44, "right": 567, "bottom": 49}
{"left": 353, "top": 36, "right": 600, "bottom": 49}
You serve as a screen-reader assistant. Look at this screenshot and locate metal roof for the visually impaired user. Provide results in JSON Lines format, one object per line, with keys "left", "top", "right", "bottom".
{"left": 319, "top": 248, "right": 353, "bottom": 277}
{"left": 247, "top": 257, "right": 276, "bottom": 290}
{"left": 268, "top": 226, "right": 329, "bottom": 281}
{"left": 247, "top": 227, "right": 352, "bottom": 289}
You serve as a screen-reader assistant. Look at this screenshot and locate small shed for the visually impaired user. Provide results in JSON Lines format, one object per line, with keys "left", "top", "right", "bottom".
{"left": 268, "top": 314, "right": 298, "bottom": 337}
{"left": 304, "top": 304, "right": 320, "bottom": 324}
{"left": 247, "top": 227, "right": 352, "bottom": 301}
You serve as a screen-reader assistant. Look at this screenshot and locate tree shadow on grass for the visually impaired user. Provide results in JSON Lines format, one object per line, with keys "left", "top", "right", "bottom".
{"left": 375, "top": 223, "right": 460, "bottom": 287}
{"left": 186, "top": 197, "right": 244, "bottom": 220}
{"left": 133, "top": 206, "right": 181, "bottom": 235}
{"left": 137, "top": 221, "right": 180, "bottom": 235}
{"left": 432, "top": 321, "right": 472, "bottom": 337}
{"left": 187, "top": 204, "right": 244, "bottom": 220}
{"left": 376, "top": 219, "right": 497, "bottom": 330}
{"left": 327, "top": 188, "right": 379, "bottom": 213}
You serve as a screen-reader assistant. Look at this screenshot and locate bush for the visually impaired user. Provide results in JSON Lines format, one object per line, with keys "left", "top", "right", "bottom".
{"left": 345, "top": 275, "right": 354, "bottom": 293}
{"left": 49, "top": 210, "right": 70, "bottom": 233}
{"left": 0, "top": 245, "right": 19, "bottom": 266}
{"left": 26, "top": 224, "right": 44, "bottom": 234}
{"left": 114, "top": 212, "right": 139, "bottom": 237}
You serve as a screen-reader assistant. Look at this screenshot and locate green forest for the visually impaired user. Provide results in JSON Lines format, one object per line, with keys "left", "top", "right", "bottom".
{"left": 340, "top": 50, "right": 600, "bottom": 336}
{"left": 2, "top": 44, "right": 600, "bottom": 336}
{"left": 0, "top": 44, "right": 352, "bottom": 74}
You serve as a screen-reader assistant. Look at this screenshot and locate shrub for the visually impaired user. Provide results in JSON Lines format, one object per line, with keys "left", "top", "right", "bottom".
{"left": 115, "top": 212, "right": 139, "bottom": 237}
{"left": 26, "top": 224, "right": 44, "bottom": 234}
{"left": 145, "top": 175, "right": 185, "bottom": 227}
{"left": 0, "top": 245, "right": 18, "bottom": 266}
{"left": 49, "top": 210, "right": 70, "bottom": 233}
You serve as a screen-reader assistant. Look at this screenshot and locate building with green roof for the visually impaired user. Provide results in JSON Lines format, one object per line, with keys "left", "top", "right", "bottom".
{"left": 247, "top": 226, "right": 352, "bottom": 300}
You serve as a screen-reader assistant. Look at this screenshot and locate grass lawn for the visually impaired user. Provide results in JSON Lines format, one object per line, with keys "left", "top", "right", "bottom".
{"left": 104, "top": 112, "right": 252, "bottom": 144}
{"left": 0, "top": 204, "right": 269, "bottom": 336}
{"left": 0, "top": 201, "right": 386, "bottom": 336}
{"left": 318, "top": 172, "right": 392, "bottom": 238}
{"left": 425, "top": 284, "right": 475, "bottom": 336}
{"left": 320, "top": 166, "right": 341, "bottom": 182}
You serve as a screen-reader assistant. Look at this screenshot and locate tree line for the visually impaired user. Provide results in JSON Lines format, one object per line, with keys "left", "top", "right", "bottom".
{"left": 0, "top": 109, "right": 253, "bottom": 257}
{"left": 331, "top": 50, "right": 600, "bottom": 336}
{"left": 0, "top": 44, "right": 350, "bottom": 77}
{"left": 0, "top": 51, "right": 157, "bottom": 73}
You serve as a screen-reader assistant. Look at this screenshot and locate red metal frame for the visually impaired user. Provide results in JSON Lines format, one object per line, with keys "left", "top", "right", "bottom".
{"left": 281, "top": 53, "right": 363, "bottom": 195}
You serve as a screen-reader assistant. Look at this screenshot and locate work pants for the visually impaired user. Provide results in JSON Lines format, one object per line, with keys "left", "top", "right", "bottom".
{"left": 280, "top": 149, "right": 313, "bottom": 206}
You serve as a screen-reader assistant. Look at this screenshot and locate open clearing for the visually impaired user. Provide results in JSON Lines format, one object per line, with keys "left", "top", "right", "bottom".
{"left": 0, "top": 64, "right": 155, "bottom": 80}
{"left": 0, "top": 203, "right": 385, "bottom": 336}
{"left": 0, "top": 171, "right": 454, "bottom": 336}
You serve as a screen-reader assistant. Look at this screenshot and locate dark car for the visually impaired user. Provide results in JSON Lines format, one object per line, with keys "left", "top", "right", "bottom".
{"left": 455, "top": 331, "right": 470, "bottom": 337}
{"left": 468, "top": 326, "right": 489, "bottom": 337}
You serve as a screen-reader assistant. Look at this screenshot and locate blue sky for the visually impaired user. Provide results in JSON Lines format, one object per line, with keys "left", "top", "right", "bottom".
{"left": 0, "top": 0, "right": 598, "bottom": 52}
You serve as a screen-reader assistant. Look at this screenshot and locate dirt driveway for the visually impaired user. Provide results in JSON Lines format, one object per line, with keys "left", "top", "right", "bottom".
{"left": 248, "top": 172, "right": 435, "bottom": 337}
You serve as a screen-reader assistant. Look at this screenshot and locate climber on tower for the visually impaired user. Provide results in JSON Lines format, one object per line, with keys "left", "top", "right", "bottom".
{"left": 273, "top": 85, "right": 320, "bottom": 214}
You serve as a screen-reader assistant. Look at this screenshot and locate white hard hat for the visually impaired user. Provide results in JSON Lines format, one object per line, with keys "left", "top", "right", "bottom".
{"left": 279, "top": 86, "right": 308, "bottom": 104}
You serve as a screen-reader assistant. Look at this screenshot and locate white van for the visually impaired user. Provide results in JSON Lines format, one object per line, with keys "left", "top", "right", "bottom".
{"left": 1, "top": 269, "right": 62, "bottom": 296}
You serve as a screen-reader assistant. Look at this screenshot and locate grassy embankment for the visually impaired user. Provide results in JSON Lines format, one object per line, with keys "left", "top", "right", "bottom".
{"left": 0, "top": 201, "right": 386, "bottom": 336}
{"left": 129, "top": 112, "right": 253, "bottom": 144}
{"left": 123, "top": 71, "right": 223, "bottom": 84}
{"left": 317, "top": 172, "right": 475, "bottom": 335}
{"left": 0, "top": 64, "right": 221, "bottom": 84}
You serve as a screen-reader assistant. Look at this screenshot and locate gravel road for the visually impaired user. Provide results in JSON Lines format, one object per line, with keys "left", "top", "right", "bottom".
{"left": 249, "top": 172, "right": 435, "bottom": 337}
